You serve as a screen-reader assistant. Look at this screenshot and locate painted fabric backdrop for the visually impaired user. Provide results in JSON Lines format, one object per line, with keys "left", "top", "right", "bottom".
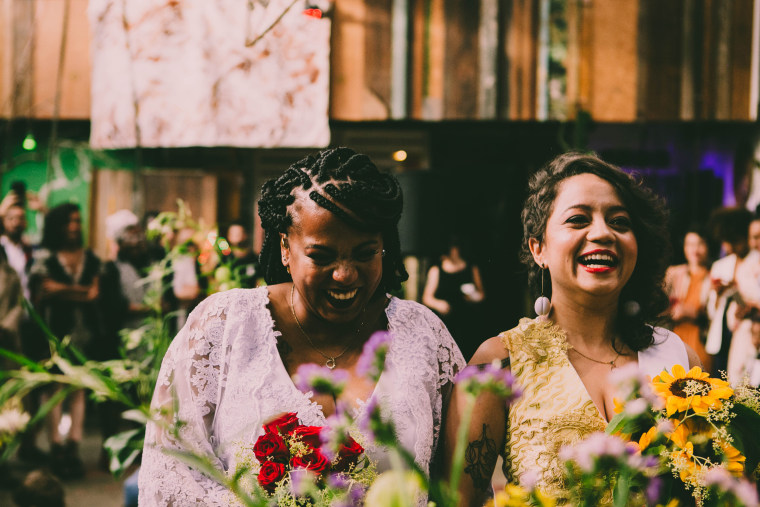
{"left": 89, "top": 0, "right": 331, "bottom": 149}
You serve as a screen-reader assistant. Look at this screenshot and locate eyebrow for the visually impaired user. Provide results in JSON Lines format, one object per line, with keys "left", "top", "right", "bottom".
{"left": 562, "top": 204, "right": 629, "bottom": 214}
{"left": 305, "top": 239, "right": 380, "bottom": 251}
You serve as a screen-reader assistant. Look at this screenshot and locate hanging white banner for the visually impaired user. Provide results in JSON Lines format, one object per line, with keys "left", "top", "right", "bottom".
{"left": 89, "top": 0, "right": 331, "bottom": 149}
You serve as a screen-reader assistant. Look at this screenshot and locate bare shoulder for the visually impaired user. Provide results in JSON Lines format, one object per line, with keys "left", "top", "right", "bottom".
{"left": 469, "top": 335, "right": 509, "bottom": 365}
{"left": 684, "top": 342, "right": 703, "bottom": 370}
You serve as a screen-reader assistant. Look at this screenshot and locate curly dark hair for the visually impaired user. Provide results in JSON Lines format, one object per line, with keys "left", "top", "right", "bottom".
{"left": 42, "top": 203, "right": 81, "bottom": 251}
{"left": 521, "top": 152, "right": 671, "bottom": 352}
{"left": 258, "top": 147, "right": 408, "bottom": 291}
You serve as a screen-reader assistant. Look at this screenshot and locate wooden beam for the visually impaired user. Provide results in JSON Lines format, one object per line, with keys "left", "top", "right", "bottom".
{"left": 443, "top": 0, "right": 479, "bottom": 118}
{"left": 33, "top": 0, "right": 90, "bottom": 119}
{"left": 330, "top": 0, "right": 367, "bottom": 120}
{"left": 590, "top": 0, "right": 640, "bottom": 121}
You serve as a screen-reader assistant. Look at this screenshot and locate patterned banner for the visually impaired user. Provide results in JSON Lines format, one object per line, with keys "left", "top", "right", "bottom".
{"left": 89, "top": 0, "right": 331, "bottom": 149}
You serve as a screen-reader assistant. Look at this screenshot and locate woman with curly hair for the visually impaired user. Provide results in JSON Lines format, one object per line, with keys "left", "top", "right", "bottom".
{"left": 444, "top": 152, "right": 701, "bottom": 505}
{"left": 140, "top": 147, "right": 465, "bottom": 505}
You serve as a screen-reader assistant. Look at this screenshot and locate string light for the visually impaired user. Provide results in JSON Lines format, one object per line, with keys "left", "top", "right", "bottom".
{"left": 392, "top": 150, "right": 407, "bottom": 162}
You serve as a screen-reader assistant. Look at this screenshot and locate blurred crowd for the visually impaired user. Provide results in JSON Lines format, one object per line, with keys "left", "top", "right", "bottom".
{"left": 0, "top": 182, "right": 261, "bottom": 493}
{"left": 664, "top": 207, "right": 760, "bottom": 388}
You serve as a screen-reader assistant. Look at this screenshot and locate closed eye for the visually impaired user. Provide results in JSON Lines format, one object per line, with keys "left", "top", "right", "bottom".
{"left": 564, "top": 215, "right": 589, "bottom": 226}
{"left": 354, "top": 249, "right": 380, "bottom": 262}
{"left": 609, "top": 216, "right": 632, "bottom": 230}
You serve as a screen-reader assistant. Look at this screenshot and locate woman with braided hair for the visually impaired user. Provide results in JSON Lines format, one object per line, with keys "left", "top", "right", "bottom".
{"left": 140, "top": 147, "right": 465, "bottom": 505}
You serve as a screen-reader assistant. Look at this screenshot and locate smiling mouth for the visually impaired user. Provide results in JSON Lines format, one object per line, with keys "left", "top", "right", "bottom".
{"left": 325, "top": 288, "right": 359, "bottom": 308}
{"left": 578, "top": 252, "right": 618, "bottom": 271}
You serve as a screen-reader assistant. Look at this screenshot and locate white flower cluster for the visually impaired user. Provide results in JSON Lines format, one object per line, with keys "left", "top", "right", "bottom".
{"left": 0, "top": 407, "right": 30, "bottom": 438}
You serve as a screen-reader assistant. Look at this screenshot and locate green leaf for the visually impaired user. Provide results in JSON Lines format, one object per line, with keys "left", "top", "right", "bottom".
{"left": 605, "top": 412, "right": 628, "bottom": 435}
{"left": 727, "top": 402, "right": 760, "bottom": 473}
{"left": 0, "top": 347, "right": 46, "bottom": 372}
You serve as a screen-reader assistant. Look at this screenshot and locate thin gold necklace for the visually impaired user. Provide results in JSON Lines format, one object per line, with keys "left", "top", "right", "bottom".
{"left": 290, "top": 284, "right": 366, "bottom": 369}
{"left": 570, "top": 346, "right": 621, "bottom": 370}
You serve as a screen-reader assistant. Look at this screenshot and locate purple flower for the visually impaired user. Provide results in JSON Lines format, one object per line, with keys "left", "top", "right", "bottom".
{"left": 288, "top": 468, "right": 316, "bottom": 497}
{"left": 357, "top": 396, "right": 380, "bottom": 442}
{"left": 560, "top": 432, "right": 628, "bottom": 473}
{"left": 609, "top": 363, "right": 663, "bottom": 410}
{"left": 294, "top": 364, "right": 349, "bottom": 396}
{"left": 320, "top": 411, "right": 352, "bottom": 461}
{"left": 645, "top": 476, "right": 662, "bottom": 505}
{"left": 357, "top": 331, "right": 391, "bottom": 381}
{"left": 455, "top": 362, "right": 522, "bottom": 404}
{"left": 327, "top": 473, "right": 350, "bottom": 490}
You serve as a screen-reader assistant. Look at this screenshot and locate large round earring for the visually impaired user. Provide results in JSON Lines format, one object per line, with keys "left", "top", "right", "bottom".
{"left": 534, "top": 266, "right": 551, "bottom": 317}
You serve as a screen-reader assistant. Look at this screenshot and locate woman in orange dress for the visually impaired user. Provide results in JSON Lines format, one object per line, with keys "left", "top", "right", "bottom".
{"left": 665, "top": 227, "right": 712, "bottom": 372}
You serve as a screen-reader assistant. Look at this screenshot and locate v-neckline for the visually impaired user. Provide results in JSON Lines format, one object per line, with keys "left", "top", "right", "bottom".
{"left": 547, "top": 321, "right": 641, "bottom": 425}
{"left": 264, "top": 287, "right": 395, "bottom": 420}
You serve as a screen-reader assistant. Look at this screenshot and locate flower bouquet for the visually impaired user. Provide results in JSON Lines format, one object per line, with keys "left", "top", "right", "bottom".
{"left": 234, "top": 411, "right": 376, "bottom": 506}
{"left": 605, "top": 364, "right": 760, "bottom": 506}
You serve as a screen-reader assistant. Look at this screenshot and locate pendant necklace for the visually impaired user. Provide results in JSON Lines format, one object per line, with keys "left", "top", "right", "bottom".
{"left": 570, "top": 346, "right": 621, "bottom": 370}
{"left": 290, "top": 284, "right": 366, "bottom": 369}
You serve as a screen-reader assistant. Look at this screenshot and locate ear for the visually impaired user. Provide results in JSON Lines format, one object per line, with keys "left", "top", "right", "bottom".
{"left": 280, "top": 233, "right": 289, "bottom": 265}
{"left": 528, "top": 237, "right": 544, "bottom": 267}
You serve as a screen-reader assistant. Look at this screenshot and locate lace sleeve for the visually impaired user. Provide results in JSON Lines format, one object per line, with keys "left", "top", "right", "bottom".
{"left": 138, "top": 293, "right": 235, "bottom": 506}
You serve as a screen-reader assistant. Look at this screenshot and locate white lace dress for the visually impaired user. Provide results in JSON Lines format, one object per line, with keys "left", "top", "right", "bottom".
{"left": 138, "top": 287, "right": 465, "bottom": 506}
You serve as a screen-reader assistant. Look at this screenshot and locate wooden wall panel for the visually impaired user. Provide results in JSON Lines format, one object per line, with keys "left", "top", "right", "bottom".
{"left": 33, "top": 0, "right": 90, "bottom": 119}
{"left": 730, "top": 0, "right": 754, "bottom": 119}
{"left": 141, "top": 170, "right": 218, "bottom": 232}
{"left": 506, "top": 0, "right": 538, "bottom": 120}
{"left": 589, "top": 0, "right": 639, "bottom": 121}
{"left": 330, "top": 0, "right": 367, "bottom": 120}
{"left": 365, "top": 0, "right": 393, "bottom": 117}
{"left": 91, "top": 169, "right": 136, "bottom": 260}
{"left": 443, "top": 0, "right": 479, "bottom": 118}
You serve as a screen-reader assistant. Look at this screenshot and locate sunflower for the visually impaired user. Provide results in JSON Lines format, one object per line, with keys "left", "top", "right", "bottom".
{"left": 652, "top": 365, "right": 733, "bottom": 416}
{"left": 638, "top": 426, "right": 658, "bottom": 451}
{"left": 719, "top": 441, "right": 746, "bottom": 476}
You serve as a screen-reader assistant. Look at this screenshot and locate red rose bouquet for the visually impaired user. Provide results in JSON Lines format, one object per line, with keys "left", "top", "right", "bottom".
{"left": 245, "top": 411, "right": 376, "bottom": 505}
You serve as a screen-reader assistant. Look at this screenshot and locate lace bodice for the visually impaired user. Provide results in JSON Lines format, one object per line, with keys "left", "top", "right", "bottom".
{"left": 139, "top": 287, "right": 465, "bottom": 506}
{"left": 501, "top": 317, "right": 689, "bottom": 500}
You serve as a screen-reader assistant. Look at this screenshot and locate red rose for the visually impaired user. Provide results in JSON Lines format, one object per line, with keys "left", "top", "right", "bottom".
{"left": 264, "top": 412, "right": 300, "bottom": 436}
{"left": 257, "top": 461, "right": 286, "bottom": 493}
{"left": 292, "top": 425, "right": 323, "bottom": 449}
{"left": 291, "top": 448, "right": 331, "bottom": 475}
{"left": 334, "top": 436, "right": 364, "bottom": 471}
{"left": 253, "top": 432, "right": 289, "bottom": 463}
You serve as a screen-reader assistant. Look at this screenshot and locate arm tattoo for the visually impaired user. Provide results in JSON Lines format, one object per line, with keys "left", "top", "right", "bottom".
{"left": 464, "top": 424, "right": 498, "bottom": 491}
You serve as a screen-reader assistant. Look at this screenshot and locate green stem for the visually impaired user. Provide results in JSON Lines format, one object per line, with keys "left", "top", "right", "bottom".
{"left": 449, "top": 393, "right": 476, "bottom": 503}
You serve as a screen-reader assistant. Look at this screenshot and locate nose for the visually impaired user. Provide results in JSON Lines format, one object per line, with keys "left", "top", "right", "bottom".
{"left": 332, "top": 260, "right": 358, "bottom": 284}
{"left": 587, "top": 216, "right": 614, "bottom": 243}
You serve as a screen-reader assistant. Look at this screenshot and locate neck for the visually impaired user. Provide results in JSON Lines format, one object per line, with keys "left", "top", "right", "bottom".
{"left": 687, "top": 260, "right": 704, "bottom": 273}
{"left": 550, "top": 292, "right": 619, "bottom": 350}
{"left": 2, "top": 233, "right": 21, "bottom": 245}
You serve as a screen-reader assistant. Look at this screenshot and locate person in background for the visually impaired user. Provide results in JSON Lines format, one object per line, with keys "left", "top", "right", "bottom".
{"left": 0, "top": 185, "right": 48, "bottom": 464}
{"left": 29, "top": 203, "right": 101, "bottom": 480}
{"left": 12, "top": 469, "right": 65, "bottom": 507}
{"left": 728, "top": 308, "right": 760, "bottom": 387}
{"left": 705, "top": 207, "right": 754, "bottom": 375}
{"left": 665, "top": 226, "right": 712, "bottom": 372}
{"left": 221, "top": 220, "right": 260, "bottom": 288}
{"left": 98, "top": 217, "right": 151, "bottom": 469}
{"left": 422, "top": 235, "right": 486, "bottom": 361}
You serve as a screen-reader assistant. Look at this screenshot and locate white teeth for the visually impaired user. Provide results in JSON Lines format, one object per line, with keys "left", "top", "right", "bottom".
{"left": 581, "top": 254, "right": 615, "bottom": 262}
{"left": 327, "top": 289, "right": 357, "bottom": 300}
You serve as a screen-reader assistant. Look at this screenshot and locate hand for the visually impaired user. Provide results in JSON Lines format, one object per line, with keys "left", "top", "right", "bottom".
{"left": 437, "top": 301, "right": 451, "bottom": 315}
{"left": 0, "top": 192, "right": 20, "bottom": 216}
{"left": 26, "top": 191, "right": 47, "bottom": 213}
{"left": 84, "top": 283, "right": 99, "bottom": 301}
{"left": 711, "top": 277, "right": 734, "bottom": 295}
